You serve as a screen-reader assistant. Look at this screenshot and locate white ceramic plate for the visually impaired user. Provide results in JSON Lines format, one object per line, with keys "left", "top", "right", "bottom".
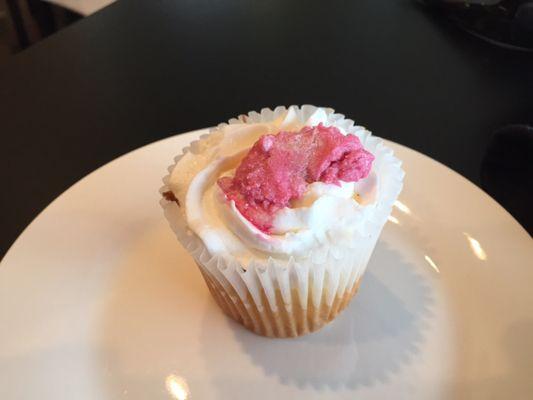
{"left": 1, "top": 130, "right": 532, "bottom": 400}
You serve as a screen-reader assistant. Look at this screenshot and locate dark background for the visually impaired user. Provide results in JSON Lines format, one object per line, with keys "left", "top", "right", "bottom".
{"left": 1, "top": 0, "right": 532, "bottom": 257}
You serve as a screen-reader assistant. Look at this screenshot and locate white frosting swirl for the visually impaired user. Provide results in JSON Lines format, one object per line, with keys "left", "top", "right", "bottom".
{"left": 169, "top": 107, "right": 378, "bottom": 264}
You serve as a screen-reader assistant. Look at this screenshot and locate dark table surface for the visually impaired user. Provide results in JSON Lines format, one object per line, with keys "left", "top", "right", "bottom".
{"left": 1, "top": 0, "right": 532, "bottom": 257}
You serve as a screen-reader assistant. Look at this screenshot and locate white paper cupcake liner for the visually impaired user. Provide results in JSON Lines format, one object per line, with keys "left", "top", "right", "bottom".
{"left": 161, "top": 105, "right": 404, "bottom": 337}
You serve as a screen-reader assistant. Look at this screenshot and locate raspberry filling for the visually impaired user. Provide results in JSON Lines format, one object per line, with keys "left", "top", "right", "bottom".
{"left": 217, "top": 124, "right": 374, "bottom": 232}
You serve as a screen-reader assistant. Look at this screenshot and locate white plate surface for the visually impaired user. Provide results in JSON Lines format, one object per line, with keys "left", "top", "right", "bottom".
{"left": 1, "top": 130, "right": 532, "bottom": 400}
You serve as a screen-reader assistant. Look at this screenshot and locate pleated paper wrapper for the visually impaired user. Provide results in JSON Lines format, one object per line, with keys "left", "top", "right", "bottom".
{"left": 161, "top": 105, "right": 404, "bottom": 338}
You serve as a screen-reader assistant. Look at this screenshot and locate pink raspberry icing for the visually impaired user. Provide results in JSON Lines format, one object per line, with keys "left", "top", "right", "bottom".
{"left": 217, "top": 124, "right": 374, "bottom": 232}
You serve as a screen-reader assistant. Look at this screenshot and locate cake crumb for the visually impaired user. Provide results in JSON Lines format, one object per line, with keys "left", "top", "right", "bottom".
{"left": 162, "top": 190, "right": 180, "bottom": 206}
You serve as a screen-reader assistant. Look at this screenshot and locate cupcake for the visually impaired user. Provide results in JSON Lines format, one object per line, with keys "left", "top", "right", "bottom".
{"left": 161, "top": 105, "right": 404, "bottom": 338}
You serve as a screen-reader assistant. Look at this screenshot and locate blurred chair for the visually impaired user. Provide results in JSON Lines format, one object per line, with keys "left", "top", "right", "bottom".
{"left": 418, "top": 0, "right": 533, "bottom": 51}
{"left": 5, "top": 0, "right": 114, "bottom": 50}
{"left": 5, "top": 0, "right": 30, "bottom": 48}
